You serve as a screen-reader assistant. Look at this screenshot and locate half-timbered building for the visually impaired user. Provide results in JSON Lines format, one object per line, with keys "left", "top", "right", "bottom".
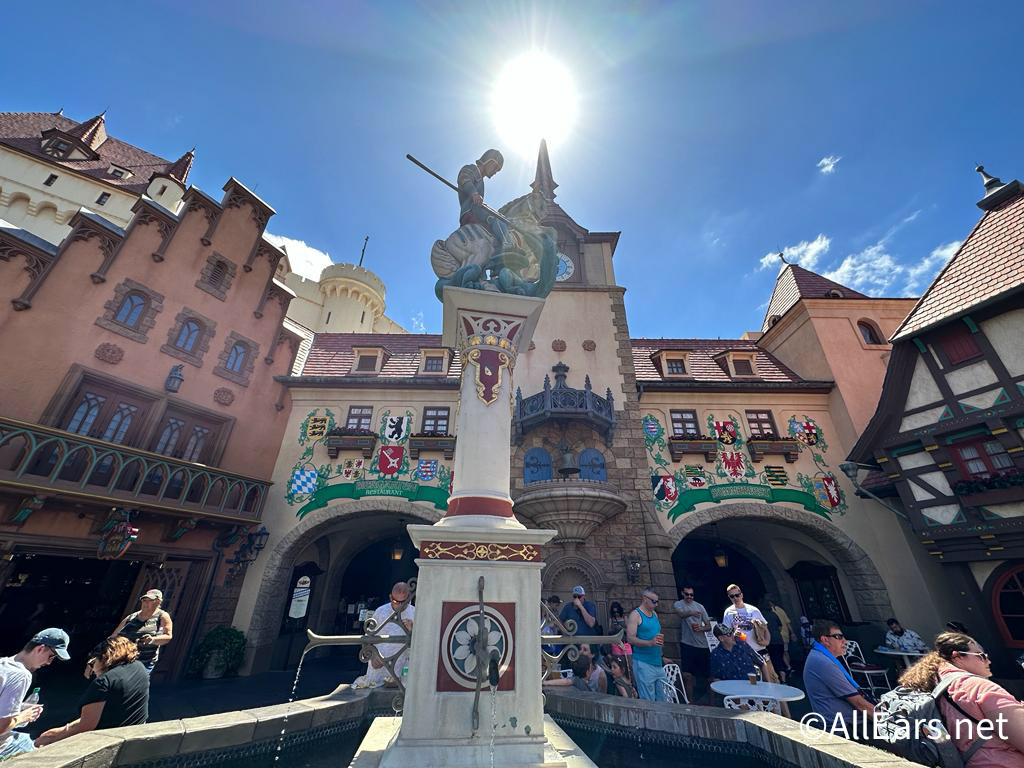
{"left": 850, "top": 166, "right": 1024, "bottom": 666}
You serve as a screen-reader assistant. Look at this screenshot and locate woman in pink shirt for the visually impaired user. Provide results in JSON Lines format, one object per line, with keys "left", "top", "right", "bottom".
{"left": 900, "top": 632, "right": 1024, "bottom": 768}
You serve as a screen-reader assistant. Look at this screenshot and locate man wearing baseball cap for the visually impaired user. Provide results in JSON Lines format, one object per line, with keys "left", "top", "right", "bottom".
{"left": 0, "top": 628, "right": 69, "bottom": 759}
{"left": 111, "top": 589, "right": 173, "bottom": 675}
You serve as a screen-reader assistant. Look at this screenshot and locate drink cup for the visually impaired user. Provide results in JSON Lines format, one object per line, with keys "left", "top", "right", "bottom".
{"left": 748, "top": 672, "right": 758, "bottom": 685}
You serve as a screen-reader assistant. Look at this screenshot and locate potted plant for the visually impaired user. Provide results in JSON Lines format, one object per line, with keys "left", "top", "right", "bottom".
{"left": 189, "top": 626, "right": 246, "bottom": 679}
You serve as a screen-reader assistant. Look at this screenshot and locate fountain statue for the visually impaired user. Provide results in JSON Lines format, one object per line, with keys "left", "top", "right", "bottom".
{"left": 305, "top": 148, "right": 608, "bottom": 767}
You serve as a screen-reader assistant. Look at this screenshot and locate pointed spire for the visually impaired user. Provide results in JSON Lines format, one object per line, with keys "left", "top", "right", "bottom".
{"left": 531, "top": 139, "right": 558, "bottom": 201}
{"left": 976, "top": 164, "right": 1003, "bottom": 194}
{"left": 166, "top": 147, "right": 195, "bottom": 184}
{"left": 67, "top": 112, "right": 108, "bottom": 151}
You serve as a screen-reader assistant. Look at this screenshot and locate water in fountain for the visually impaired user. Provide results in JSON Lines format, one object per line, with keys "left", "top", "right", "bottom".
{"left": 273, "top": 646, "right": 310, "bottom": 763}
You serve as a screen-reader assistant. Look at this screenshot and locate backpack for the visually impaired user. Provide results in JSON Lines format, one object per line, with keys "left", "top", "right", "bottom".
{"left": 873, "top": 671, "right": 987, "bottom": 767}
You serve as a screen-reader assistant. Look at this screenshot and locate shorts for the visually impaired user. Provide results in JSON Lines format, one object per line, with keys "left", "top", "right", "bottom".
{"left": 0, "top": 731, "right": 35, "bottom": 760}
{"left": 678, "top": 643, "right": 711, "bottom": 676}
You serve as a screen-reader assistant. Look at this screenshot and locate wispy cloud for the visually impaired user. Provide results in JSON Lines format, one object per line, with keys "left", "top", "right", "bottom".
{"left": 820, "top": 211, "right": 955, "bottom": 296}
{"left": 410, "top": 311, "right": 426, "bottom": 333}
{"left": 758, "top": 233, "right": 831, "bottom": 270}
{"left": 817, "top": 155, "right": 841, "bottom": 175}
{"left": 263, "top": 232, "right": 333, "bottom": 281}
{"left": 902, "top": 240, "right": 961, "bottom": 294}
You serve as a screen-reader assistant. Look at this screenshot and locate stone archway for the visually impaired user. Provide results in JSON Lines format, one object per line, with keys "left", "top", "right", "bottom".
{"left": 665, "top": 502, "right": 893, "bottom": 622}
{"left": 246, "top": 498, "right": 441, "bottom": 656}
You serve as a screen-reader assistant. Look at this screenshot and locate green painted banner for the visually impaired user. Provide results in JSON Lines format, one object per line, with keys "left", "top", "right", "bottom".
{"left": 667, "top": 483, "right": 833, "bottom": 521}
{"left": 296, "top": 480, "right": 450, "bottom": 518}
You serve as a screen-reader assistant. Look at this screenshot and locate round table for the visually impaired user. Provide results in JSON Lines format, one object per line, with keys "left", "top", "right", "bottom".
{"left": 710, "top": 679, "right": 805, "bottom": 702}
{"left": 874, "top": 646, "right": 926, "bottom": 669}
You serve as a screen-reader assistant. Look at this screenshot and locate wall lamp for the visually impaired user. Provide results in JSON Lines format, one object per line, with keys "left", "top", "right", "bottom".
{"left": 622, "top": 554, "right": 643, "bottom": 584}
{"left": 838, "top": 462, "right": 908, "bottom": 520}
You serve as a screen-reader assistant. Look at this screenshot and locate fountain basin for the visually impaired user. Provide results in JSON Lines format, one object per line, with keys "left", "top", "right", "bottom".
{"left": 18, "top": 686, "right": 913, "bottom": 768}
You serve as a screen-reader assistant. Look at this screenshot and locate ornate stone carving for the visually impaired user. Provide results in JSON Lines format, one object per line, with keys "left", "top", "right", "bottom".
{"left": 419, "top": 541, "right": 540, "bottom": 562}
{"left": 213, "top": 387, "right": 235, "bottom": 406}
{"left": 94, "top": 342, "right": 124, "bottom": 364}
{"left": 551, "top": 339, "right": 567, "bottom": 352}
{"left": 582, "top": 339, "right": 596, "bottom": 352}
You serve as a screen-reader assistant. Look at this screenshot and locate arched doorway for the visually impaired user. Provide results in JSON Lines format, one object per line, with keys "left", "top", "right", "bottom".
{"left": 667, "top": 502, "right": 892, "bottom": 626}
{"left": 672, "top": 536, "right": 769, "bottom": 621}
{"left": 245, "top": 498, "right": 440, "bottom": 674}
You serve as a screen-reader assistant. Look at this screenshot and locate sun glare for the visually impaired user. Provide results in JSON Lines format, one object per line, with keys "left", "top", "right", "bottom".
{"left": 491, "top": 52, "right": 578, "bottom": 159}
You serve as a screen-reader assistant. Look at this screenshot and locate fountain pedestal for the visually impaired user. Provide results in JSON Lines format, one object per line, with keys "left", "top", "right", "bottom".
{"left": 353, "top": 288, "right": 593, "bottom": 768}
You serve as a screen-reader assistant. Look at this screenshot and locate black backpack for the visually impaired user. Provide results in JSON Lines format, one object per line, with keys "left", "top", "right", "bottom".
{"left": 873, "top": 671, "right": 987, "bottom": 767}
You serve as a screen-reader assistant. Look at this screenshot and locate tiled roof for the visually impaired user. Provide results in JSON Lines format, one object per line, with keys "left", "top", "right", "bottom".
{"left": 630, "top": 338, "right": 805, "bottom": 384}
{"left": 892, "top": 185, "right": 1024, "bottom": 340}
{"left": 761, "top": 264, "right": 868, "bottom": 331}
{"left": 0, "top": 112, "right": 184, "bottom": 194}
{"left": 301, "top": 333, "right": 462, "bottom": 379}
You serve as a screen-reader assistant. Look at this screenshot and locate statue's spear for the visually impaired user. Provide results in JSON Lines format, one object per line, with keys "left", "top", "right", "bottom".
{"left": 406, "top": 154, "right": 513, "bottom": 226}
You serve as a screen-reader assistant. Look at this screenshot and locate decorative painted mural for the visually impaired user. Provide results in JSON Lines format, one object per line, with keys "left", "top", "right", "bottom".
{"left": 286, "top": 408, "right": 453, "bottom": 519}
{"left": 643, "top": 411, "right": 847, "bottom": 522}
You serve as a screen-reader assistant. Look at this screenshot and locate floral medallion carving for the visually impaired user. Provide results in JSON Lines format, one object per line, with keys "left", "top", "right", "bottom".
{"left": 213, "top": 387, "right": 236, "bottom": 406}
{"left": 551, "top": 339, "right": 567, "bottom": 352}
{"left": 582, "top": 339, "right": 597, "bottom": 352}
{"left": 94, "top": 343, "right": 124, "bottom": 364}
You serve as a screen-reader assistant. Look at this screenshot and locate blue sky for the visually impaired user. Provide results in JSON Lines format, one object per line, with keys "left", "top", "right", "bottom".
{"left": 4, "top": 1, "right": 1022, "bottom": 337}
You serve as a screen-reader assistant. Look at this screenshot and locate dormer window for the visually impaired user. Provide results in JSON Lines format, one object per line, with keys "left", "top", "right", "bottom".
{"left": 44, "top": 138, "right": 72, "bottom": 158}
{"left": 108, "top": 165, "right": 131, "bottom": 180}
{"left": 654, "top": 351, "right": 689, "bottom": 378}
{"left": 858, "top": 321, "right": 884, "bottom": 346}
{"left": 733, "top": 358, "right": 754, "bottom": 376}
{"left": 351, "top": 347, "right": 387, "bottom": 375}
{"left": 827, "top": 289, "right": 844, "bottom": 299}
{"left": 714, "top": 351, "right": 758, "bottom": 378}
{"left": 418, "top": 348, "right": 450, "bottom": 375}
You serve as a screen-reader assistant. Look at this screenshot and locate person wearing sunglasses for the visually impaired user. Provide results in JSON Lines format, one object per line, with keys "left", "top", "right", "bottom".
{"left": 674, "top": 586, "right": 711, "bottom": 702}
{"left": 804, "top": 620, "right": 875, "bottom": 736}
{"left": 721, "top": 584, "right": 771, "bottom": 658}
{"left": 626, "top": 589, "right": 671, "bottom": 701}
{"left": 352, "top": 582, "right": 414, "bottom": 689}
{"left": 900, "top": 631, "right": 1024, "bottom": 764}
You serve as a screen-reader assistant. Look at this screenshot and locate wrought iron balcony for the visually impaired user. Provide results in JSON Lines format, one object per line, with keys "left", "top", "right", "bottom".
{"left": 514, "top": 363, "right": 615, "bottom": 444}
{"left": 0, "top": 417, "right": 269, "bottom": 523}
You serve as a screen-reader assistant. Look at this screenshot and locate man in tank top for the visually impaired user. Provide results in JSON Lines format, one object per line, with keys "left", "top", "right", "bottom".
{"left": 626, "top": 588, "right": 672, "bottom": 701}
{"left": 111, "top": 590, "right": 173, "bottom": 675}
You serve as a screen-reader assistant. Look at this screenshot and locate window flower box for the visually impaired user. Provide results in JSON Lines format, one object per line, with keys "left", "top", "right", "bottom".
{"left": 954, "top": 469, "right": 1024, "bottom": 506}
{"left": 324, "top": 428, "right": 378, "bottom": 459}
{"left": 668, "top": 436, "right": 718, "bottom": 463}
{"left": 748, "top": 437, "right": 801, "bottom": 464}
{"left": 408, "top": 432, "right": 456, "bottom": 460}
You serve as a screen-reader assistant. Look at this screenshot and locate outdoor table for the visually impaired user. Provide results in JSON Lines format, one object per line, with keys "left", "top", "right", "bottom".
{"left": 710, "top": 679, "right": 805, "bottom": 702}
{"left": 874, "top": 646, "right": 926, "bottom": 669}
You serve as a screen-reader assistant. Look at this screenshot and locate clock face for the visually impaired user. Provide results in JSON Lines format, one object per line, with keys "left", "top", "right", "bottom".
{"left": 555, "top": 252, "right": 575, "bottom": 282}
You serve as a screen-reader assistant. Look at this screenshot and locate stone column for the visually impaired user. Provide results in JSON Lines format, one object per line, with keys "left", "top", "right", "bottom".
{"left": 379, "top": 287, "right": 561, "bottom": 767}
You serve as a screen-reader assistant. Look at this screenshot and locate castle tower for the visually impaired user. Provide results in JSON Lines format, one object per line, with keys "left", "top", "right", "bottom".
{"left": 316, "top": 263, "right": 387, "bottom": 332}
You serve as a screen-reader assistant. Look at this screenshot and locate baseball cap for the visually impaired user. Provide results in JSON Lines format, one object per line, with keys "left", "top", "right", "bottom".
{"left": 712, "top": 623, "right": 734, "bottom": 639}
{"left": 141, "top": 589, "right": 163, "bottom": 601}
{"left": 32, "top": 628, "right": 70, "bottom": 660}
{"left": 572, "top": 586, "right": 586, "bottom": 597}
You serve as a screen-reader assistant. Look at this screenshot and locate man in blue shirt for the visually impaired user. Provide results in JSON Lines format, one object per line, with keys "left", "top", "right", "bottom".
{"left": 709, "top": 624, "right": 766, "bottom": 682}
{"left": 559, "top": 586, "right": 597, "bottom": 635}
{"left": 803, "top": 620, "right": 874, "bottom": 731}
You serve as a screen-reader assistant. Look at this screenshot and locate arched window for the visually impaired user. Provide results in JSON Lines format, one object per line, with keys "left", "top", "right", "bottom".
{"left": 578, "top": 448, "right": 607, "bottom": 482}
{"left": 225, "top": 342, "right": 248, "bottom": 373}
{"left": 827, "top": 289, "right": 844, "bottom": 299}
{"left": 993, "top": 565, "right": 1024, "bottom": 648}
{"left": 114, "top": 292, "right": 147, "bottom": 327}
{"left": 175, "top": 319, "right": 202, "bottom": 352}
{"left": 523, "top": 448, "right": 553, "bottom": 484}
{"left": 858, "top": 321, "right": 883, "bottom": 345}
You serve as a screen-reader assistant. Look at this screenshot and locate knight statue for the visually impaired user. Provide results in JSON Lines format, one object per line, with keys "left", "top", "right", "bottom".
{"left": 428, "top": 148, "right": 557, "bottom": 301}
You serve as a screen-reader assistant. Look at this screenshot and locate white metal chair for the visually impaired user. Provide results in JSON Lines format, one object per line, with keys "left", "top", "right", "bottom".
{"left": 723, "top": 695, "right": 780, "bottom": 714}
{"left": 843, "top": 640, "right": 891, "bottom": 697}
{"left": 661, "top": 663, "right": 689, "bottom": 704}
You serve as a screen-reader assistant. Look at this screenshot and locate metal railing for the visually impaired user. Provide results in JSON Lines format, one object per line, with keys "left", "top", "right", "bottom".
{"left": 0, "top": 416, "right": 269, "bottom": 522}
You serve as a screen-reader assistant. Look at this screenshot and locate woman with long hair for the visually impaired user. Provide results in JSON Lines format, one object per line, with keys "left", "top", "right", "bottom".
{"left": 900, "top": 632, "right": 1024, "bottom": 767}
{"left": 608, "top": 655, "right": 637, "bottom": 698}
{"left": 35, "top": 637, "right": 149, "bottom": 747}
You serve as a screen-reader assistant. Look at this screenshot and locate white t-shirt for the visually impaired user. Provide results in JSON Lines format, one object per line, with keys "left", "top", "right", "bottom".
{"left": 370, "top": 602, "right": 415, "bottom": 661}
{"left": 0, "top": 656, "right": 31, "bottom": 747}
{"left": 722, "top": 603, "right": 768, "bottom": 652}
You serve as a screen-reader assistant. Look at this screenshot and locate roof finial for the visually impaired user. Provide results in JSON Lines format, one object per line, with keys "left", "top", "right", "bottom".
{"left": 975, "top": 164, "right": 1002, "bottom": 194}
{"left": 777, "top": 250, "right": 789, "bottom": 265}
{"left": 531, "top": 139, "right": 558, "bottom": 201}
{"left": 358, "top": 235, "right": 369, "bottom": 267}
{"left": 55, "top": 107, "right": 63, "bottom": 116}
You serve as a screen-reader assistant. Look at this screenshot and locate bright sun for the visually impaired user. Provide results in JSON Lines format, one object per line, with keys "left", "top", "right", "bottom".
{"left": 491, "top": 52, "right": 578, "bottom": 159}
